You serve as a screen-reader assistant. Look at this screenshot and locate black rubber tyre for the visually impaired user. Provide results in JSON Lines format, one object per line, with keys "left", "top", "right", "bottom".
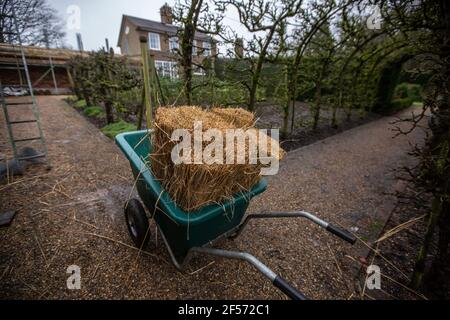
{"left": 124, "top": 199, "right": 150, "bottom": 248}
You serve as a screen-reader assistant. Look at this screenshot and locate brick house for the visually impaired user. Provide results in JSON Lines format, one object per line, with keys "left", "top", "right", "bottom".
{"left": 117, "top": 4, "right": 216, "bottom": 78}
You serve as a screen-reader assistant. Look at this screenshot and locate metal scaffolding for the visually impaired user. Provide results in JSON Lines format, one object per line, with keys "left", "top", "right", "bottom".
{"left": 0, "top": 7, "right": 50, "bottom": 168}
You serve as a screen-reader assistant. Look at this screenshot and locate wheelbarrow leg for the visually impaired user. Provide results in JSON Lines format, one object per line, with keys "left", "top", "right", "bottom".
{"left": 190, "top": 247, "right": 307, "bottom": 300}
{"left": 231, "top": 211, "right": 357, "bottom": 244}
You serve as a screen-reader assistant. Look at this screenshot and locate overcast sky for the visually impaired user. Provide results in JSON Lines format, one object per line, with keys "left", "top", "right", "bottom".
{"left": 47, "top": 0, "right": 248, "bottom": 53}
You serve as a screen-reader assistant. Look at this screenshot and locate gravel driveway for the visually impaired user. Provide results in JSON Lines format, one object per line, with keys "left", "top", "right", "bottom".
{"left": 0, "top": 96, "right": 427, "bottom": 299}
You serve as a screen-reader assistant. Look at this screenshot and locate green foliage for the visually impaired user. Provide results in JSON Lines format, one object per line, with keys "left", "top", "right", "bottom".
{"left": 213, "top": 58, "right": 267, "bottom": 106}
{"left": 101, "top": 120, "right": 137, "bottom": 139}
{"left": 394, "top": 83, "right": 422, "bottom": 102}
{"left": 194, "top": 79, "right": 264, "bottom": 107}
{"left": 114, "top": 87, "right": 142, "bottom": 118}
{"left": 409, "top": 85, "right": 422, "bottom": 102}
{"left": 159, "top": 77, "right": 184, "bottom": 104}
{"left": 387, "top": 83, "right": 422, "bottom": 112}
{"left": 83, "top": 106, "right": 105, "bottom": 118}
{"left": 74, "top": 99, "right": 87, "bottom": 109}
{"left": 260, "top": 63, "right": 284, "bottom": 98}
{"left": 372, "top": 57, "right": 408, "bottom": 113}
{"left": 390, "top": 97, "right": 413, "bottom": 111}
{"left": 394, "top": 82, "right": 409, "bottom": 99}
{"left": 65, "top": 96, "right": 78, "bottom": 103}
{"left": 158, "top": 76, "right": 261, "bottom": 107}
{"left": 69, "top": 50, "right": 141, "bottom": 123}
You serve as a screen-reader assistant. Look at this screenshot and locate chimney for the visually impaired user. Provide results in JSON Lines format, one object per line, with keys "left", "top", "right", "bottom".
{"left": 234, "top": 38, "right": 244, "bottom": 58}
{"left": 160, "top": 3, "right": 173, "bottom": 25}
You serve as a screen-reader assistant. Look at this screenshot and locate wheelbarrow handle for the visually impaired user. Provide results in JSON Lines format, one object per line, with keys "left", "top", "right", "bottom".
{"left": 190, "top": 247, "right": 308, "bottom": 300}
{"left": 273, "top": 276, "right": 307, "bottom": 300}
{"left": 326, "top": 224, "right": 357, "bottom": 245}
{"left": 232, "top": 212, "right": 357, "bottom": 245}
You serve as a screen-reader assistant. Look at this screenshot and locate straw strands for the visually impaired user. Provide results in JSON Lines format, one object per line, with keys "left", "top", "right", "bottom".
{"left": 151, "top": 106, "right": 285, "bottom": 212}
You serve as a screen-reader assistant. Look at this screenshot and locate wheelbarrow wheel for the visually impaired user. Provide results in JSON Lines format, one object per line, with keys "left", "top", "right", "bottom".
{"left": 124, "top": 199, "right": 150, "bottom": 248}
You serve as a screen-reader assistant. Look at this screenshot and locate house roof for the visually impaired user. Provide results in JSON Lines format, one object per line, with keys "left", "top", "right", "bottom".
{"left": 118, "top": 14, "right": 212, "bottom": 47}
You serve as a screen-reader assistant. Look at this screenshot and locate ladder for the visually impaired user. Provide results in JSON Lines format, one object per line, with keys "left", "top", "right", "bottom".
{"left": 0, "top": 10, "right": 50, "bottom": 167}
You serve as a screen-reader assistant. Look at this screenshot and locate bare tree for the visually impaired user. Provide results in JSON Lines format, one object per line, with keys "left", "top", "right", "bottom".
{"left": 217, "top": 0, "right": 302, "bottom": 112}
{"left": 285, "top": 0, "right": 349, "bottom": 133}
{"left": 0, "top": 0, "right": 65, "bottom": 47}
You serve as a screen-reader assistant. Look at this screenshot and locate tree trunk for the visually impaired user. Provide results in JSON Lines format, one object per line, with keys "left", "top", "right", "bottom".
{"left": 313, "top": 80, "right": 322, "bottom": 131}
{"left": 281, "top": 66, "right": 290, "bottom": 138}
{"left": 137, "top": 88, "right": 145, "bottom": 130}
{"left": 290, "top": 98, "right": 296, "bottom": 133}
{"left": 331, "top": 105, "right": 338, "bottom": 128}
{"left": 425, "top": 200, "right": 450, "bottom": 298}
{"left": 413, "top": 0, "right": 450, "bottom": 294}
{"left": 104, "top": 101, "right": 114, "bottom": 124}
{"left": 248, "top": 76, "right": 259, "bottom": 112}
{"left": 411, "top": 197, "right": 442, "bottom": 290}
{"left": 183, "top": 54, "right": 193, "bottom": 105}
{"left": 179, "top": 0, "right": 203, "bottom": 106}
{"left": 80, "top": 68, "right": 92, "bottom": 106}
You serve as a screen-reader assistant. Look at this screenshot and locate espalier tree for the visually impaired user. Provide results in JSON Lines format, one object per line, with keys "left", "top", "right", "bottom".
{"left": 69, "top": 49, "right": 140, "bottom": 124}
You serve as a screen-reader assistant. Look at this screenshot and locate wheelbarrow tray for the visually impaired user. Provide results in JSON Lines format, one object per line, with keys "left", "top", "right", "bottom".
{"left": 115, "top": 130, "right": 267, "bottom": 264}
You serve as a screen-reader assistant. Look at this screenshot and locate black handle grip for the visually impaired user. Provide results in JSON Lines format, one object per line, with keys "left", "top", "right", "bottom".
{"left": 326, "top": 224, "right": 357, "bottom": 244}
{"left": 273, "top": 276, "right": 307, "bottom": 300}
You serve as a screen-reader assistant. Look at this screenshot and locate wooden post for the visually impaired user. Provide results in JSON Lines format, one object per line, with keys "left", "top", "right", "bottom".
{"left": 139, "top": 36, "right": 153, "bottom": 129}
{"left": 137, "top": 86, "right": 145, "bottom": 130}
{"left": 148, "top": 53, "right": 159, "bottom": 107}
{"left": 15, "top": 56, "right": 23, "bottom": 86}
{"left": 66, "top": 66, "right": 75, "bottom": 92}
{"left": 49, "top": 56, "right": 58, "bottom": 93}
{"left": 154, "top": 66, "right": 166, "bottom": 106}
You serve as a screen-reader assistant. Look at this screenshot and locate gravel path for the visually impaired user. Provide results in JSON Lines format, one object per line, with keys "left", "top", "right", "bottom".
{"left": 0, "top": 96, "right": 427, "bottom": 299}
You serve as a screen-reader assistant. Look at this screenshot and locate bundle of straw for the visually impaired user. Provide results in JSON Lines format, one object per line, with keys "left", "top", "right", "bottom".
{"left": 151, "top": 106, "right": 284, "bottom": 212}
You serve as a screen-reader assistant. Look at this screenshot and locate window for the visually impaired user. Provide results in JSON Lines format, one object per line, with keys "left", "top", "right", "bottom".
{"left": 203, "top": 41, "right": 211, "bottom": 56}
{"left": 193, "top": 65, "right": 205, "bottom": 76}
{"left": 169, "top": 36, "right": 179, "bottom": 52}
{"left": 149, "top": 33, "right": 161, "bottom": 50}
{"left": 155, "top": 60, "right": 178, "bottom": 79}
{"left": 192, "top": 40, "right": 197, "bottom": 55}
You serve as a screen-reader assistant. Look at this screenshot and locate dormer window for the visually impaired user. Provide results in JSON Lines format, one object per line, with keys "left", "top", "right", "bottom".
{"left": 149, "top": 33, "right": 161, "bottom": 50}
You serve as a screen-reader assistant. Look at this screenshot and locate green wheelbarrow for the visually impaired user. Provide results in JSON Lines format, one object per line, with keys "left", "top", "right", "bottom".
{"left": 115, "top": 130, "right": 356, "bottom": 300}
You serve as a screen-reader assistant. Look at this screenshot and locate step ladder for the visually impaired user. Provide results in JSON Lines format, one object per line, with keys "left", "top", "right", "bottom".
{"left": 0, "top": 9, "right": 50, "bottom": 168}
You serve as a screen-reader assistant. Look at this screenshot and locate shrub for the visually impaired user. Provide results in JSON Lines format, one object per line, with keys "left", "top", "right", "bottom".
{"left": 74, "top": 99, "right": 87, "bottom": 109}
{"left": 394, "top": 83, "right": 409, "bottom": 99}
{"left": 390, "top": 97, "right": 413, "bottom": 111}
{"left": 66, "top": 96, "right": 78, "bottom": 103}
{"left": 409, "top": 84, "right": 422, "bottom": 102}
{"left": 83, "top": 106, "right": 105, "bottom": 118}
{"left": 394, "top": 83, "right": 422, "bottom": 102}
{"left": 101, "top": 119, "right": 137, "bottom": 139}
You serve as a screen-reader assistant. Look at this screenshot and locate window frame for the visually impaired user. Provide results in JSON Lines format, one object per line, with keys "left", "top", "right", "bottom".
{"left": 148, "top": 32, "right": 161, "bottom": 51}
{"left": 169, "top": 36, "right": 179, "bottom": 52}
{"left": 155, "top": 60, "right": 178, "bottom": 79}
